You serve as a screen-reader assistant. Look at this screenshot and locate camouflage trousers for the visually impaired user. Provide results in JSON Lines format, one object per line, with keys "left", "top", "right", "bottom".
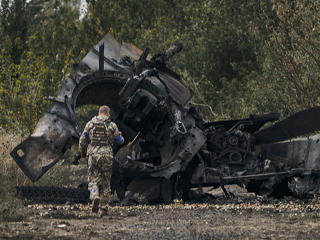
{"left": 87, "top": 153, "right": 113, "bottom": 211}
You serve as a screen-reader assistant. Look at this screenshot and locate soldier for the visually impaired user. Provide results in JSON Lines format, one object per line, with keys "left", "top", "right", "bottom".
{"left": 79, "top": 105, "right": 124, "bottom": 217}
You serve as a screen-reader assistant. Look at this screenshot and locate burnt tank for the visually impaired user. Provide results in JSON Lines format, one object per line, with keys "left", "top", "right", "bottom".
{"left": 11, "top": 34, "right": 320, "bottom": 202}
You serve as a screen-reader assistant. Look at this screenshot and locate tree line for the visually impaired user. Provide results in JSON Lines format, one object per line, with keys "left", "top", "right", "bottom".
{"left": 1, "top": 0, "right": 320, "bottom": 134}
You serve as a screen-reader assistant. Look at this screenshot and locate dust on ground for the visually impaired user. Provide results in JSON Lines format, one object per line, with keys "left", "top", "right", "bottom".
{"left": 1, "top": 165, "right": 320, "bottom": 240}
{"left": 1, "top": 192, "right": 320, "bottom": 239}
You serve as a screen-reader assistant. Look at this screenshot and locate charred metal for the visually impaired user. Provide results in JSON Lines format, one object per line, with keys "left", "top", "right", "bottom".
{"left": 11, "top": 34, "right": 320, "bottom": 203}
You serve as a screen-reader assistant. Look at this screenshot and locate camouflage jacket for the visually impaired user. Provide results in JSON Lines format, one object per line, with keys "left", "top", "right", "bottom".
{"left": 79, "top": 115, "right": 123, "bottom": 157}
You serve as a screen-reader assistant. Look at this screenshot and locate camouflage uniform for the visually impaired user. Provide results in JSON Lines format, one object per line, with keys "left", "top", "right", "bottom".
{"left": 79, "top": 115, "right": 123, "bottom": 212}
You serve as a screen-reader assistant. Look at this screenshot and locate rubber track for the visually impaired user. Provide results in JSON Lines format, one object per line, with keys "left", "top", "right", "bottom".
{"left": 16, "top": 186, "right": 89, "bottom": 204}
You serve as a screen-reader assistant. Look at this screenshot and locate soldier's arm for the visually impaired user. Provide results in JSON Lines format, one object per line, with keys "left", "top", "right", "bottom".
{"left": 79, "top": 121, "right": 92, "bottom": 156}
{"left": 110, "top": 122, "right": 125, "bottom": 145}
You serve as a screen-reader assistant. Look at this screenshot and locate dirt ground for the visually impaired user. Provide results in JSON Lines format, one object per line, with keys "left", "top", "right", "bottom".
{"left": 1, "top": 193, "right": 320, "bottom": 240}
{"left": 1, "top": 165, "right": 320, "bottom": 240}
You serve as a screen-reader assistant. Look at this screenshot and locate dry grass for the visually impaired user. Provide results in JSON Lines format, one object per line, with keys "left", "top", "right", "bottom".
{"left": 0, "top": 127, "right": 26, "bottom": 221}
{"left": 0, "top": 127, "right": 80, "bottom": 221}
{"left": 0, "top": 128, "right": 31, "bottom": 186}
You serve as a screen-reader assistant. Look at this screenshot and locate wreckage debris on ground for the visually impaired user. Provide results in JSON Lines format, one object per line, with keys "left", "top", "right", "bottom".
{"left": 10, "top": 33, "right": 320, "bottom": 203}
{"left": 2, "top": 195, "right": 320, "bottom": 240}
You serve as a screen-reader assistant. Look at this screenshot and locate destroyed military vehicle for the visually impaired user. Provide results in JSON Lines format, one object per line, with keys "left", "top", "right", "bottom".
{"left": 11, "top": 34, "right": 320, "bottom": 203}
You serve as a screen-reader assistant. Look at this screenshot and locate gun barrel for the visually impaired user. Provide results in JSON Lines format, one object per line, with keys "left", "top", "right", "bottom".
{"left": 164, "top": 43, "right": 182, "bottom": 60}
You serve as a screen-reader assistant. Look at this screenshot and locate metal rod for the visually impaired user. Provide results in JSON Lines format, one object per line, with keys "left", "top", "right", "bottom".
{"left": 99, "top": 43, "right": 104, "bottom": 72}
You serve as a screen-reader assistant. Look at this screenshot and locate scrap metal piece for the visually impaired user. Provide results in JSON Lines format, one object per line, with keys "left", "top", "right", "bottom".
{"left": 260, "top": 134, "right": 320, "bottom": 195}
{"left": 254, "top": 106, "right": 320, "bottom": 144}
{"left": 11, "top": 102, "right": 78, "bottom": 181}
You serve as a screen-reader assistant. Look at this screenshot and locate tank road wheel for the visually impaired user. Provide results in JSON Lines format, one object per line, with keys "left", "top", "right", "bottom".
{"left": 116, "top": 184, "right": 126, "bottom": 201}
{"left": 160, "top": 178, "right": 173, "bottom": 204}
{"left": 173, "top": 173, "right": 191, "bottom": 201}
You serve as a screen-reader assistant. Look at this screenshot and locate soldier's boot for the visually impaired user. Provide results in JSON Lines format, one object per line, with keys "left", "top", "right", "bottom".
{"left": 98, "top": 208, "right": 108, "bottom": 218}
{"left": 92, "top": 198, "right": 100, "bottom": 213}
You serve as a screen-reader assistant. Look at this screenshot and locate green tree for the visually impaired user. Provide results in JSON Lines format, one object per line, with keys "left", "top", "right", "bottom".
{"left": 251, "top": 0, "right": 320, "bottom": 114}
{"left": 0, "top": 0, "right": 85, "bottom": 133}
{"left": 2, "top": 0, "right": 320, "bottom": 133}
